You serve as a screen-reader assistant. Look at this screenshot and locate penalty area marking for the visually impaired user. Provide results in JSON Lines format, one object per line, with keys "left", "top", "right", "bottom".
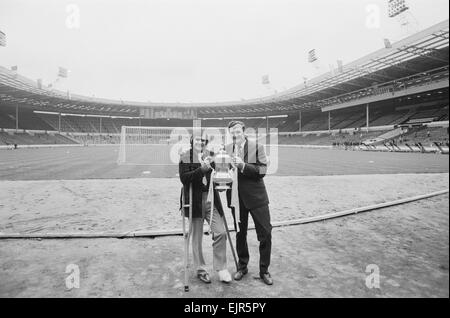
{"left": 0, "top": 188, "right": 448, "bottom": 240}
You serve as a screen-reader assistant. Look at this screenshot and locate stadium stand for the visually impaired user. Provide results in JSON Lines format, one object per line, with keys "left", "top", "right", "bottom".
{"left": 299, "top": 112, "right": 329, "bottom": 132}
{"left": 276, "top": 115, "right": 300, "bottom": 132}
{"left": 67, "top": 133, "right": 120, "bottom": 145}
{"left": 400, "top": 126, "right": 449, "bottom": 146}
{"left": 0, "top": 106, "right": 53, "bottom": 130}
{"left": 0, "top": 20, "right": 448, "bottom": 150}
{"left": 0, "top": 104, "right": 448, "bottom": 147}
{"left": 0, "top": 131, "right": 75, "bottom": 145}
{"left": 36, "top": 113, "right": 199, "bottom": 134}
{"left": 278, "top": 130, "right": 388, "bottom": 146}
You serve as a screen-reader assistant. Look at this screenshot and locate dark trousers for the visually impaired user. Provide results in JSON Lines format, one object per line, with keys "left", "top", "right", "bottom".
{"left": 232, "top": 199, "right": 272, "bottom": 275}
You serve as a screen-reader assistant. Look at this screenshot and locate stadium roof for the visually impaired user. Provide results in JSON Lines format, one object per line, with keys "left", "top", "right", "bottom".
{"left": 0, "top": 19, "right": 448, "bottom": 117}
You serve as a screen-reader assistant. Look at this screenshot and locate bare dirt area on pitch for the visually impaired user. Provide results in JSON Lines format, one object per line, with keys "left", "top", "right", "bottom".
{"left": 0, "top": 147, "right": 448, "bottom": 297}
{"left": 0, "top": 193, "right": 447, "bottom": 297}
{"left": 0, "top": 173, "right": 448, "bottom": 234}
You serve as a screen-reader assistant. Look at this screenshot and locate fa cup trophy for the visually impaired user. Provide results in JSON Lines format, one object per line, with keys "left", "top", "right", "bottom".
{"left": 208, "top": 144, "right": 239, "bottom": 272}
{"left": 211, "top": 145, "right": 233, "bottom": 191}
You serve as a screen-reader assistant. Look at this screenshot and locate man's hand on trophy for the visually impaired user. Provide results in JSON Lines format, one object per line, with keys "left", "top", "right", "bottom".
{"left": 204, "top": 156, "right": 214, "bottom": 167}
{"left": 201, "top": 156, "right": 214, "bottom": 172}
{"left": 200, "top": 162, "right": 211, "bottom": 173}
{"left": 232, "top": 155, "right": 244, "bottom": 170}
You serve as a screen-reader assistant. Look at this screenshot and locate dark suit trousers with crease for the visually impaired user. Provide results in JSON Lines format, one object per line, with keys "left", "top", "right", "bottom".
{"left": 232, "top": 198, "right": 272, "bottom": 275}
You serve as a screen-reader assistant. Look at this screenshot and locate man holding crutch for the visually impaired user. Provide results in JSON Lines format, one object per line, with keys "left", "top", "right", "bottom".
{"left": 179, "top": 133, "right": 233, "bottom": 287}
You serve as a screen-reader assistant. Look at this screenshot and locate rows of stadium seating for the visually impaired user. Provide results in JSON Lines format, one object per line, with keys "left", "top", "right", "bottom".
{"left": 1, "top": 125, "right": 447, "bottom": 148}
{"left": 275, "top": 115, "right": 299, "bottom": 132}
{"left": 38, "top": 114, "right": 136, "bottom": 134}
{"left": 405, "top": 106, "right": 449, "bottom": 124}
{"left": 330, "top": 112, "right": 366, "bottom": 130}
{"left": 370, "top": 110, "right": 413, "bottom": 126}
{"left": 277, "top": 130, "right": 385, "bottom": 146}
{"left": 66, "top": 126, "right": 450, "bottom": 147}
{"left": 0, "top": 131, "right": 75, "bottom": 145}
{"left": 318, "top": 67, "right": 449, "bottom": 110}
{"left": 0, "top": 101, "right": 448, "bottom": 147}
{"left": 277, "top": 127, "right": 449, "bottom": 147}
{"left": 283, "top": 104, "right": 449, "bottom": 132}
{"left": 0, "top": 107, "right": 54, "bottom": 130}
{"left": 37, "top": 113, "right": 197, "bottom": 133}
{"left": 396, "top": 126, "right": 449, "bottom": 146}
{"left": 299, "top": 113, "right": 329, "bottom": 131}
{"left": 68, "top": 134, "right": 120, "bottom": 145}
{"left": 38, "top": 114, "right": 287, "bottom": 133}
{"left": 1, "top": 103, "right": 447, "bottom": 134}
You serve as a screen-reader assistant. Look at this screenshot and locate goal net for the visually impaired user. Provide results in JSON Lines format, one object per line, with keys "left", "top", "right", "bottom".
{"left": 117, "top": 126, "right": 231, "bottom": 165}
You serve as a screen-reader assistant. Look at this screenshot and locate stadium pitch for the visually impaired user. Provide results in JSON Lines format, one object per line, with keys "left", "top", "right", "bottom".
{"left": 0, "top": 146, "right": 448, "bottom": 297}
{"left": 0, "top": 145, "right": 448, "bottom": 180}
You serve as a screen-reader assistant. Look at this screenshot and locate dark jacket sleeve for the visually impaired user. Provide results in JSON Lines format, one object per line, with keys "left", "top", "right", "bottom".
{"left": 242, "top": 143, "right": 268, "bottom": 179}
{"left": 179, "top": 153, "right": 205, "bottom": 185}
{"left": 179, "top": 162, "right": 204, "bottom": 185}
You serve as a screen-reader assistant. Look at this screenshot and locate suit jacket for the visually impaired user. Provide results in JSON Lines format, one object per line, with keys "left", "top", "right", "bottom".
{"left": 226, "top": 137, "right": 269, "bottom": 210}
{"left": 179, "top": 149, "right": 224, "bottom": 219}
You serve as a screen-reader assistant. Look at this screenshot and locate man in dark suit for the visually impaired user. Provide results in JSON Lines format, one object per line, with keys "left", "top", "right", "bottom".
{"left": 226, "top": 120, "right": 273, "bottom": 285}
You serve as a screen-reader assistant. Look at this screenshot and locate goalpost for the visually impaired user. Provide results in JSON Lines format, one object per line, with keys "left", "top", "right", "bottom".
{"left": 117, "top": 126, "right": 230, "bottom": 166}
{"left": 117, "top": 124, "right": 278, "bottom": 175}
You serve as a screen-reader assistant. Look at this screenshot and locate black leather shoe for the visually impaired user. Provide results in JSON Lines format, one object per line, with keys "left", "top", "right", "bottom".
{"left": 233, "top": 268, "right": 248, "bottom": 281}
{"left": 197, "top": 271, "right": 211, "bottom": 284}
{"left": 260, "top": 272, "right": 273, "bottom": 285}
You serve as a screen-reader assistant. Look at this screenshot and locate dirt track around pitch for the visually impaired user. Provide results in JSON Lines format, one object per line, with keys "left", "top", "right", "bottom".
{"left": 0, "top": 192, "right": 447, "bottom": 297}
{"left": 0, "top": 173, "right": 448, "bottom": 235}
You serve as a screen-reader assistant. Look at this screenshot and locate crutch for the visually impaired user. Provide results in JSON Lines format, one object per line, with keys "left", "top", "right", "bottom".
{"left": 222, "top": 210, "right": 239, "bottom": 271}
{"left": 226, "top": 138, "right": 240, "bottom": 270}
{"left": 182, "top": 184, "right": 193, "bottom": 292}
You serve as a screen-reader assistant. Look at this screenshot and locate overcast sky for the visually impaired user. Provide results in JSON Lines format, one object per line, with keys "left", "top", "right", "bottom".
{"left": 0, "top": 0, "right": 448, "bottom": 103}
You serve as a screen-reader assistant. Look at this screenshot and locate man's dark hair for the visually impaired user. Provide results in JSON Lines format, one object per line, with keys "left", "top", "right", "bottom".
{"left": 228, "top": 120, "right": 245, "bottom": 131}
{"left": 190, "top": 133, "right": 209, "bottom": 147}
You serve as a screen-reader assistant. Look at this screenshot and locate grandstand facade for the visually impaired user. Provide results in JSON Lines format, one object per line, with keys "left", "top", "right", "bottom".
{"left": 0, "top": 20, "right": 448, "bottom": 150}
